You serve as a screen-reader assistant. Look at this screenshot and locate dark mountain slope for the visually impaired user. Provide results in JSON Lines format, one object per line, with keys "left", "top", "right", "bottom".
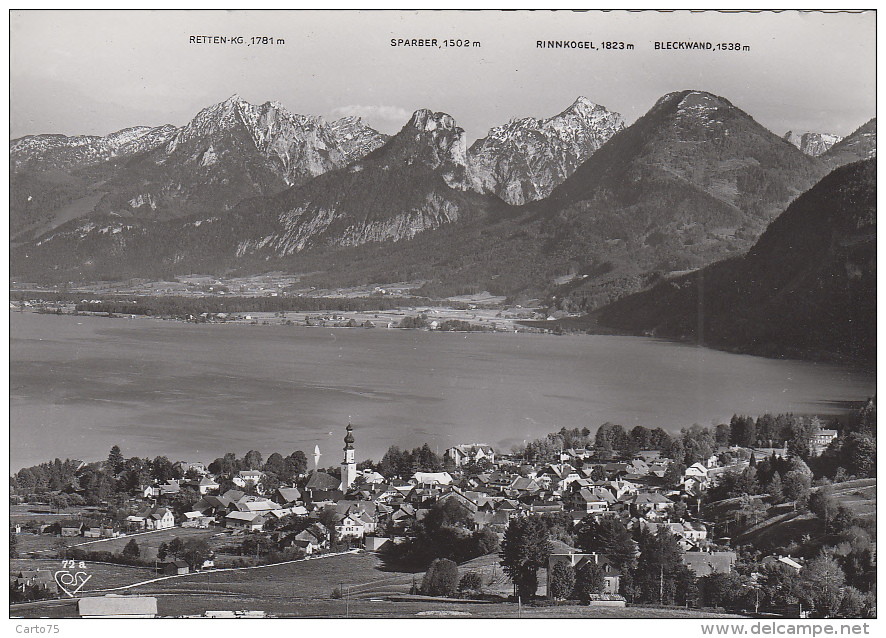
{"left": 597, "top": 159, "right": 876, "bottom": 363}
{"left": 822, "top": 118, "right": 876, "bottom": 167}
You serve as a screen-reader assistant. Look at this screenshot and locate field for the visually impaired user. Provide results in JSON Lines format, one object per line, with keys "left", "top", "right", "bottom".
{"left": 67, "top": 527, "right": 223, "bottom": 560}
{"left": 10, "top": 558, "right": 156, "bottom": 593}
{"left": 11, "top": 549, "right": 744, "bottom": 619}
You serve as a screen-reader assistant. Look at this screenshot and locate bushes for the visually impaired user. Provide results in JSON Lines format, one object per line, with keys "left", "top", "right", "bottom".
{"left": 458, "top": 571, "right": 483, "bottom": 594}
{"left": 122, "top": 538, "right": 140, "bottom": 559}
{"left": 66, "top": 546, "right": 153, "bottom": 569}
{"left": 421, "top": 558, "right": 458, "bottom": 597}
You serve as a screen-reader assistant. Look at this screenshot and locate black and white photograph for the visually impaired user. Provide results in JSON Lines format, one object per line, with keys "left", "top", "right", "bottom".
{"left": 7, "top": 8, "right": 877, "bottom": 626}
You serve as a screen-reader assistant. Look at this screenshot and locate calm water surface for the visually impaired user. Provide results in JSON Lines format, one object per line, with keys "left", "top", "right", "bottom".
{"left": 9, "top": 312, "right": 876, "bottom": 469}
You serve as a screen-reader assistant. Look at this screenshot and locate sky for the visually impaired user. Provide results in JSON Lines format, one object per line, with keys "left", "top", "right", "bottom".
{"left": 9, "top": 10, "right": 876, "bottom": 143}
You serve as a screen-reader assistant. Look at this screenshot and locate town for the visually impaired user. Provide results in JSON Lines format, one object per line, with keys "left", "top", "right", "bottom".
{"left": 10, "top": 400, "right": 877, "bottom": 619}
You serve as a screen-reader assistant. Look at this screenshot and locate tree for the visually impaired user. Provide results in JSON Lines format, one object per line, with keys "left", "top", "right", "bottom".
{"left": 259, "top": 472, "right": 281, "bottom": 495}
{"left": 671, "top": 501, "right": 688, "bottom": 522}
{"left": 574, "top": 516, "right": 637, "bottom": 572}
{"left": 549, "top": 561, "right": 575, "bottom": 600}
{"left": 106, "top": 445, "right": 125, "bottom": 476}
{"left": 681, "top": 425, "right": 716, "bottom": 465}
{"left": 673, "top": 564, "right": 699, "bottom": 607}
{"left": 263, "top": 452, "right": 286, "bottom": 476}
{"left": 635, "top": 527, "right": 684, "bottom": 604}
{"left": 838, "top": 587, "right": 867, "bottom": 618}
{"left": 782, "top": 470, "right": 811, "bottom": 505}
{"left": 50, "top": 492, "right": 70, "bottom": 513}
{"left": 730, "top": 415, "right": 756, "bottom": 448}
{"left": 119, "top": 457, "right": 150, "bottom": 493}
{"left": 288, "top": 451, "right": 308, "bottom": 477}
{"left": 122, "top": 538, "right": 141, "bottom": 560}
{"left": 167, "top": 537, "right": 184, "bottom": 559}
{"left": 151, "top": 456, "right": 178, "bottom": 482}
{"left": 421, "top": 558, "right": 458, "bottom": 597}
{"left": 243, "top": 450, "right": 263, "bottom": 471}
{"left": 801, "top": 551, "right": 846, "bottom": 618}
{"left": 767, "top": 471, "right": 784, "bottom": 503}
{"left": 10, "top": 525, "right": 18, "bottom": 558}
{"left": 157, "top": 542, "right": 168, "bottom": 562}
{"left": 715, "top": 423, "right": 731, "bottom": 446}
{"left": 182, "top": 538, "right": 212, "bottom": 570}
{"left": 595, "top": 422, "right": 630, "bottom": 452}
{"left": 500, "top": 515, "right": 552, "bottom": 600}
{"left": 170, "top": 487, "right": 200, "bottom": 518}
{"left": 378, "top": 446, "right": 406, "bottom": 479}
{"left": 808, "top": 485, "right": 839, "bottom": 532}
{"left": 759, "top": 563, "right": 802, "bottom": 609}
{"left": 241, "top": 534, "right": 274, "bottom": 559}
{"left": 664, "top": 462, "right": 686, "bottom": 489}
{"left": 573, "top": 560, "right": 605, "bottom": 603}
{"left": 843, "top": 433, "right": 876, "bottom": 478}
{"left": 738, "top": 495, "right": 769, "bottom": 527}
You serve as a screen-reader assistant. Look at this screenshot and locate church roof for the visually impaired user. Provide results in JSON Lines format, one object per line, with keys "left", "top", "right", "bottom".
{"left": 305, "top": 471, "right": 342, "bottom": 491}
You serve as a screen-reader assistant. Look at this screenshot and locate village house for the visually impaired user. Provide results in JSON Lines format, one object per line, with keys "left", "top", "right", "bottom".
{"left": 224, "top": 510, "right": 267, "bottom": 531}
{"left": 444, "top": 444, "right": 495, "bottom": 467}
{"left": 190, "top": 476, "right": 219, "bottom": 495}
{"left": 568, "top": 487, "right": 615, "bottom": 514}
{"left": 127, "top": 506, "right": 175, "bottom": 531}
{"left": 547, "top": 541, "right": 622, "bottom": 597}
{"left": 233, "top": 469, "right": 264, "bottom": 491}
{"left": 335, "top": 511, "right": 373, "bottom": 540}
{"left": 411, "top": 471, "right": 454, "bottom": 486}
{"left": 274, "top": 487, "right": 302, "bottom": 505}
{"left": 304, "top": 471, "right": 344, "bottom": 502}
{"left": 162, "top": 560, "right": 190, "bottom": 576}
{"left": 159, "top": 480, "right": 181, "bottom": 498}
{"left": 811, "top": 429, "right": 839, "bottom": 456}
{"left": 629, "top": 492, "right": 672, "bottom": 518}
{"left": 289, "top": 528, "right": 325, "bottom": 554}
{"left": 15, "top": 570, "right": 59, "bottom": 595}
{"left": 174, "top": 461, "right": 207, "bottom": 476}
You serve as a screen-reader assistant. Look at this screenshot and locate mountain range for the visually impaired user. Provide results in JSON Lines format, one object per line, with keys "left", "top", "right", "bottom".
{"left": 10, "top": 91, "right": 876, "bottom": 334}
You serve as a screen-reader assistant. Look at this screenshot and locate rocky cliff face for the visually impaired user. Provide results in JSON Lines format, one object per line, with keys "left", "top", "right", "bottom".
{"left": 329, "top": 115, "right": 392, "bottom": 164}
{"left": 468, "top": 97, "right": 624, "bottom": 204}
{"left": 783, "top": 130, "right": 842, "bottom": 157}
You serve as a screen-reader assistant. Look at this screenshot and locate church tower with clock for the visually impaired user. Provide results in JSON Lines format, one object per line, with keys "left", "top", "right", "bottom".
{"left": 341, "top": 423, "right": 358, "bottom": 490}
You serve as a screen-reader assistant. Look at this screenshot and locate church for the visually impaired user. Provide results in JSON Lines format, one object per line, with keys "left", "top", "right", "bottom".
{"left": 304, "top": 423, "right": 359, "bottom": 500}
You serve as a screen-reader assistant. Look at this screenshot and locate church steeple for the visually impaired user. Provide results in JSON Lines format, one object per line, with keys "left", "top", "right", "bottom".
{"left": 343, "top": 422, "right": 355, "bottom": 450}
{"left": 341, "top": 422, "right": 357, "bottom": 490}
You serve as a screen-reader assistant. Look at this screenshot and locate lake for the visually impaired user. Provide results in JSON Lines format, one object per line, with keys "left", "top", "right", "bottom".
{"left": 9, "top": 311, "right": 877, "bottom": 470}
